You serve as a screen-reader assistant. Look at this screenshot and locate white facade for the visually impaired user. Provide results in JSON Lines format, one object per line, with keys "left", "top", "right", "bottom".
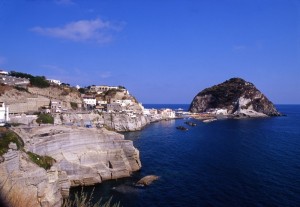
{"left": 98, "top": 100, "right": 108, "bottom": 105}
{"left": 0, "top": 70, "right": 9, "bottom": 75}
{"left": 0, "top": 102, "right": 10, "bottom": 125}
{"left": 159, "top": 108, "right": 176, "bottom": 119}
{"left": 90, "top": 85, "right": 122, "bottom": 94}
{"left": 47, "top": 79, "right": 62, "bottom": 85}
{"left": 83, "top": 98, "right": 97, "bottom": 106}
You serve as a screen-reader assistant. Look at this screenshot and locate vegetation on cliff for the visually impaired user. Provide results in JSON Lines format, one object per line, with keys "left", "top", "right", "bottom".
{"left": 0, "top": 128, "right": 56, "bottom": 170}
{"left": 63, "top": 190, "right": 120, "bottom": 207}
{"left": 26, "top": 151, "right": 56, "bottom": 170}
{"left": 0, "top": 129, "right": 24, "bottom": 156}
{"left": 9, "top": 71, "right": 50, "bottom": 88}
{"left": 36, "top": 114, "right": 54, "bottom": 124}
{"left": 189, "top": 77, "right": 280, "bottom": 116}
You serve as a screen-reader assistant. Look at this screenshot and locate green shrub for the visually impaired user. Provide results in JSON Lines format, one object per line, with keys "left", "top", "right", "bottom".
{"left": 26, "top": 151, "right": 56, "bottom": 170}
{"left": 30, "top": 76, "right": 50, "bottom": 88}
{"left": 62, "top": 190, "right": 120, "bottom": 207}
{"left": 36, "top": 114, "right": 54, "bottom": 124}
{"left": 70, "top": 102, "right": 78, "bottom": 110}
{"left": 14, "top": 86, "right": 29, "bottom": 92}
{"left": 0, "top": 130, "right": 24, "bottom": 156}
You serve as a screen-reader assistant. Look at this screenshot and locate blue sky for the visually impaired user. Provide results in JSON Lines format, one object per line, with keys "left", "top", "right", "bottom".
{"left": 0, "top": 0, "right": 299, "bottom": 104}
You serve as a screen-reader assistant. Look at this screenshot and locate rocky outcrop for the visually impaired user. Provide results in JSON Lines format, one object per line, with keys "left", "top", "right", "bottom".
{"left": 54, "top": 112, "right": 150, "bottom": 132}
{"left": 0, "top": 149, "right": 63, "bottom": 207}
{"left": 189, "top": 78, "right": 280, "bottom": 117}
{"left": 136, "top": 175, "right": 159, "bottom": 186}
{"left": 103, "top": 113, "right": 150, "bottom": 132}
{"left": 15, "top": 125, "right": 141, "bottom": 183}
{"left": 1, "top": 125, "right": 141, "bottom": 206}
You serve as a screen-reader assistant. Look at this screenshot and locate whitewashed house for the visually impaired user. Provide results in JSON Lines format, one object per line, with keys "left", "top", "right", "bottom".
{"left": 0, "top": 70, "right": 9, "bottom": 75}
{"left": 50, "top": 100, "right": 62, "bottom": 113}
{"left": 83, "top": 95, "right": 97, "bottom": 108}
{"left": 47, "top": 79, "right": 61, "bottom": 85}
{"left": 159, "top": 108, "right": 176, "bottom": 119}
{"left": 0, "top": 102, "right": 10, "bottom": 126}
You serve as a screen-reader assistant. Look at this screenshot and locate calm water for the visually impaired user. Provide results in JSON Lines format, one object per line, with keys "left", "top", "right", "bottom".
{"left": 71, "top": 105, "right": 300, "bottom": 207}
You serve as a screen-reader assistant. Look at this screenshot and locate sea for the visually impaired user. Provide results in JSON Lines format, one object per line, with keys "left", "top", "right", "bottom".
{"left": 71, "top": 104, "right": 300, "bottom": 207}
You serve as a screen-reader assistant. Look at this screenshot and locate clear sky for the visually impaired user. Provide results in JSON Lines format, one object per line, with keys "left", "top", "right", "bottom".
{"left": 0, "top": 0, "right": 299, "bottom": 104}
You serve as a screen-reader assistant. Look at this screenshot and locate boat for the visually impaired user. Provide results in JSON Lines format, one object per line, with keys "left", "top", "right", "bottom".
{"left": 184, "top": 121, "right": 197, "bottom": 126}
{"left": 203, "top": 118, "right": 217, "bottom": 123}
{"left": 176, "top": 126, "right": 188, "bottom": 131}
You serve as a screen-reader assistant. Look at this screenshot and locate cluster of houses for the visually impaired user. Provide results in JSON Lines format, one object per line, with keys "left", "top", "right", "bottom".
{"left": 0, "top": 70, "right": 179, "bottom": 124}
{"left": 143, "top": 108, "right": 176, "bottom": 120}
{"left": 82, "top": 94, "right": 136, "bottom": 113}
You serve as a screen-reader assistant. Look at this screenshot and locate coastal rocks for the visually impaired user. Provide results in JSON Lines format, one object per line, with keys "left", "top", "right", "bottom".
{"left": 136, "top": 175, "right": 159, "bottom": 186}
{"left": 0, "top": 150, "right": 63, "bottom": 207}
{"left": 189, "top": 78, "right": 280, "bottom": 117}
{"left": 0, "top": 125, "right": 141, "bottom": 206}
{"left": 103, "top": 113, "right": 150, "bottom": 132}
{"left": 55, "top": 112, "right": 150, "bottom": 132}
{"left": 13, "top": 124, "right": 141, "bottom": 184}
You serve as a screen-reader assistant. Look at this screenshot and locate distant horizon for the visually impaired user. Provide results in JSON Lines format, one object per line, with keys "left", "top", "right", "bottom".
{"left": 0, "top": 1, "right": 299, "bottom": 104}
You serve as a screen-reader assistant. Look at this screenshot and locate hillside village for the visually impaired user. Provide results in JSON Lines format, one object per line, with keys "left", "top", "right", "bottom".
{"left": 0, "top": 70, "right": 177, "bottom": 129}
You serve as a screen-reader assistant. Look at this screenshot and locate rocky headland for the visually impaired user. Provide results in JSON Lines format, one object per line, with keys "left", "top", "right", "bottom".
{"left": 189, "top": 78, "right": 281, "bottom": 118}
{"left": 0, "top": 125, "right": 141, "bottom": 206}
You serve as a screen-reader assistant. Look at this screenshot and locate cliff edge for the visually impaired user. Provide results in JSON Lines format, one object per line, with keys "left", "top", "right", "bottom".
{"left": 0, "top": 125, "right": 141, "bottom": 206}
{"left": 189, "top": 78, "right": 280, "bottom": 117}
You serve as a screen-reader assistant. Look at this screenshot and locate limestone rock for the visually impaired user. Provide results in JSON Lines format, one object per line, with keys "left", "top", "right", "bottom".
{"left": 14, "top": 125, "right": 140, "bottom": 185}
{"left": 103, "top": 113, "right": 150, "bottom": 132}
{"left": 189, "top": 78, "right": 281, "bottom": 117}
{"left": 8, "top": 142, "right": 18, "bottom": 150}
{"left": 0, "top": 150, "right": 63, "bottom": 207}
{"left": 136, "top": 175, "right": 159, "bottom": 186}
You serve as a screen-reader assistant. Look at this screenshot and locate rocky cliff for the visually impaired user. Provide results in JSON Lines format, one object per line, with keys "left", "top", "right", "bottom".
{"left": 103, "top": 113, "right": 150, "bottom": 132}
{"left": 1, "top": 125, "right": 141, "bottom": 206}
{"left": 189, "top": 78, "right": 280, "bottom": 117}
{"left": 53, "top": 112, "right": 150, "bottom": 132}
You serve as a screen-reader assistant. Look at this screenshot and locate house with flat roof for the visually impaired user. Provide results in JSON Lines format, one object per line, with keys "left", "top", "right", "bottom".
{"left": 0, "top": 102, "right": 10, "bottom": 126}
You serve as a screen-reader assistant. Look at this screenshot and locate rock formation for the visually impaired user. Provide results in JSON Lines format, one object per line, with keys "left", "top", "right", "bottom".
{"left": 189, "top": 78, "right": 280, "bottom": 117}
{"left": 103, "top": 113, "right": 150, "bottom": 132}
{"left": 136, "top": 175, "right": 159, "bottom": 186}
{"left": 53, "top": 112, "right": 151, "bottom": 132}
{"left": 1, "top": 125, "right": 141, "bottom": 206}
{"left": 0, "top": 146, "right": 63, "bottom": 207}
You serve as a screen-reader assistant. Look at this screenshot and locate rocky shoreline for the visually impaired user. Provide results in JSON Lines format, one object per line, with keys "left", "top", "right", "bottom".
{"left": 0, "top": 125, "right": 141, "bottom": 206}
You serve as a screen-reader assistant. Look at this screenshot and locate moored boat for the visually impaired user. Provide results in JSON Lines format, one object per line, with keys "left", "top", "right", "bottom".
{"left": 176, "top": 126, "right": 188, "bottom": 131}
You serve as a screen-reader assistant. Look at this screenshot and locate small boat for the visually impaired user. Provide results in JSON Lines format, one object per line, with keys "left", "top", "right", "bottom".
{"left": 176, "top": 126, "right": 188, "bottom": 131}
{"left": 184, "top": 121, "right": 197, "bottom": 126}
{"left": 203, "top": 118, "right": 217, "bottom": 123}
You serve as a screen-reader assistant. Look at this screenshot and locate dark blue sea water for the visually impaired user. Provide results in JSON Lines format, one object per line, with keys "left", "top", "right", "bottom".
{"left": 72, "top": 105, "right": 300, "bottom": 207}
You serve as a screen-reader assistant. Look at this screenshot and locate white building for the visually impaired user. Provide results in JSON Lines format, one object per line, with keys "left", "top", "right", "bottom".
{"left": 0, "top": 102, "right": 10, "bottom": 126}
{"left": 159, "top": 108, "right": 176, "bottom": 119}
{"left": 90, "top": 85, "right": 122, "bottom": 94}
{"left": 50, "top": 99, "right": 62, "bottom": 113}
{"left": 0, "top": 70, "right": 9, "bottom": 75}
{"left": 47, "top": 79, "right": 61, "bottom": 85}
{"left": 110, "top": 99, "right": 133, "bottom": 107}
{"left": 83, "top": 95, "right": 97, "bottom": 106}
{"left": 98, "top": 100, "right": 108, "bottom": 105}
